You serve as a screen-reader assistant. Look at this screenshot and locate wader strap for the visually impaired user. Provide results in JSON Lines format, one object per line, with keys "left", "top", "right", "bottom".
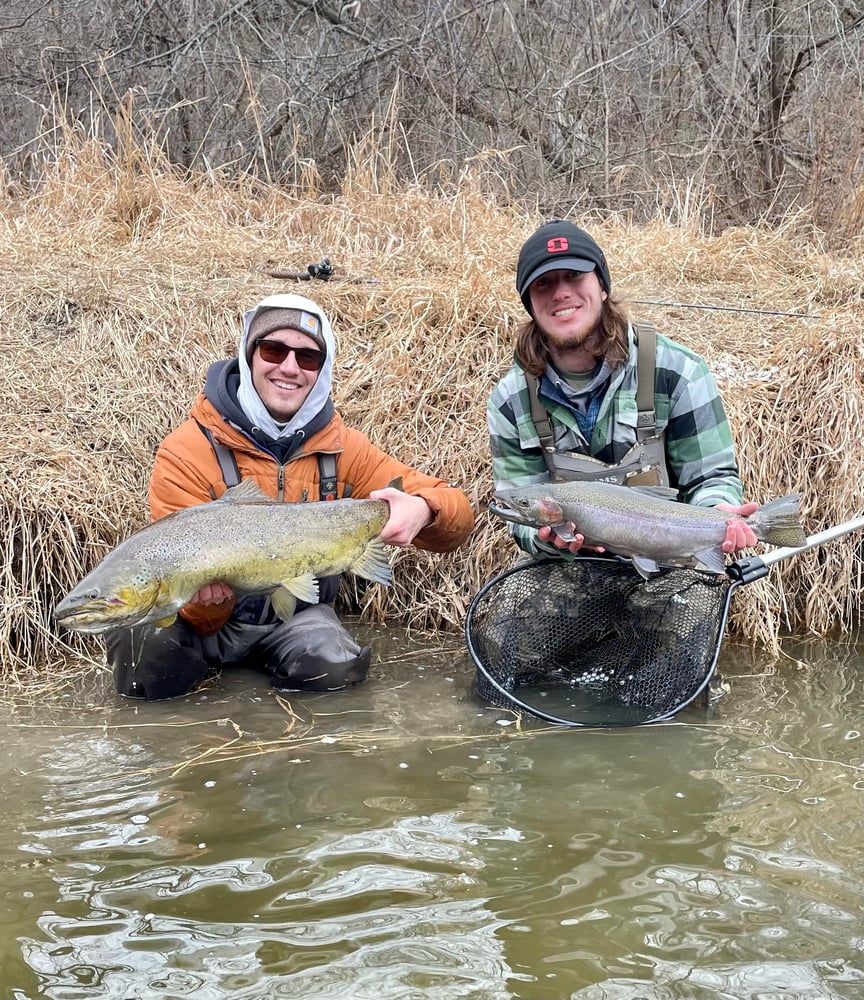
{"left": 196, "top": 421, "right": 342, "bottom": 501}
{"left": 525, "top": 320, "right": 658, "bottom": 471}
{"left": 196, "top": 420, "right": 242, "bottom": 491}
{"left": 526, "top": 374, "right": 558, "bottom": 478}
{"left": 633, "top": 321, "right": 657, "bottom": 442}
{"left": 317, "top": 452, "right": 338, "bottom": 501}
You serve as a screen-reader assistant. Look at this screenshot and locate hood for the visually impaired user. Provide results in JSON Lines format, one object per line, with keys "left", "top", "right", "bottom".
{"left": 236, "top": 292, "right": 337, "bottom": 441}
{"left": 202, "top": 357, "right": 334, "bottom": 463}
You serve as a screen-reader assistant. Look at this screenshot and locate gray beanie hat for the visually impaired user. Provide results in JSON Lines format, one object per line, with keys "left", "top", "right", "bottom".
{"left": 245, "top": 307, "right": 326, "bottom": 362}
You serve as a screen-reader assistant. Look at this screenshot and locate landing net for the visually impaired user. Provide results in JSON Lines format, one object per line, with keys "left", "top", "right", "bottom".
{"left": 465, "top": 557, "right": 738, "bottom": 727}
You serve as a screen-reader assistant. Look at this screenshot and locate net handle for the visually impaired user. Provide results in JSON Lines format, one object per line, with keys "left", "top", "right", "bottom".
{"left": 728, "top": 515, "right": 864, "bottom": 584}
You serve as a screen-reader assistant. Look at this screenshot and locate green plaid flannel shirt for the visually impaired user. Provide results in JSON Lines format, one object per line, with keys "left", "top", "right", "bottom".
{"left": 487, "top": 324, "right": 745, "bottom": 556}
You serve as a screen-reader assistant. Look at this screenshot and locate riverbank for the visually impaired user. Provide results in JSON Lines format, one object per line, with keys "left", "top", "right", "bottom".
{"left": 2, "top": 132, "right": 863, "bottom": 679}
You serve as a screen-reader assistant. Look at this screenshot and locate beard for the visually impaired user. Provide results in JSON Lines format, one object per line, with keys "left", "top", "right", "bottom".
{"left": 544, "top": 322, "right": 604, "bottom": 354}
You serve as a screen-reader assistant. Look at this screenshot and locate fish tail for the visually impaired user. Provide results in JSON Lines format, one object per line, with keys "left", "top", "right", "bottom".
{"left": 749, "top": 493, "right": 808, "bottom": 548}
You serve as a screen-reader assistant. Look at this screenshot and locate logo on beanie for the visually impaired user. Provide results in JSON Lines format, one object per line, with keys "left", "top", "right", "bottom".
{"left": 547, "top": 237, "right": 569, "bottom": 253}
{"left": 300, "top": 313, "right": 319, "bottom": 335}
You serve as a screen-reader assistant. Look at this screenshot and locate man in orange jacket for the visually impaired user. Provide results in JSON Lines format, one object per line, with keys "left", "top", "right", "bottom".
{"left": 106, "top": 293, "right": 474, "bottom": 699}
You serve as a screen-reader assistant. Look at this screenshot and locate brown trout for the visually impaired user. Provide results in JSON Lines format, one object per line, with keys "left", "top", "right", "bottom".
{"left": 54, "top": 479, "right": 393, "bottom": 634}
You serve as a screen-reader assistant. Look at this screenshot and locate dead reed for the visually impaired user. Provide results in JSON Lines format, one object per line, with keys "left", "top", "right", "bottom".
{"left": 2, "top": 127, "right": 863, "bottom": 682}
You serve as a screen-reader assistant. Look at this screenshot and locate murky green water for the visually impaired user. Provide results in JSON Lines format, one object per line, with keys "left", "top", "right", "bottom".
{"left": 2, "top": 623, "right": 863, "bottom": 1000}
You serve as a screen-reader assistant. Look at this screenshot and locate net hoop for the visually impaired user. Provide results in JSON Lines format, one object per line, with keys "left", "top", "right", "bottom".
{"left": 465, "top": 556, "right": 742, "bottom": 727}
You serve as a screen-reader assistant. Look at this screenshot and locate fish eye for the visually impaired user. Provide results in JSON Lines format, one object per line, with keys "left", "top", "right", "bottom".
{"left": 85, "top": 588, "right": 100, "bottom": 600}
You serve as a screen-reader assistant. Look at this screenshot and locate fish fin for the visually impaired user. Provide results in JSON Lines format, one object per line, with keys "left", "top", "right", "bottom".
{"left": 631, "top": 555, "right": 661, "bottom": 580}
{"left": 749, "top": 494, "right": 807, "bottom": 548}
{"left": 629, "top": 485, "right": 680, "bottom": 501}
{"left": 552, "top": 524, "right": 578, "bottom": 543}
{"left": 154, "top": 613, "right": 177, "bottom": 628}
{"left": 271, "top": 588, "right": 299, "bottom": 621}
{"left": 281, "top": 574, "right": 320, "bottom": 605}
{"left": 386, "top": 476, "right": 404, "bottom": 492}
{"left": 691, "top": 547, "right": 728, "bottom": 574}
{"left": 351, "top": 538, "right": 393, "bottom": 586}
{"left": 221, "top": 479, "right": 273, "bottom": 504}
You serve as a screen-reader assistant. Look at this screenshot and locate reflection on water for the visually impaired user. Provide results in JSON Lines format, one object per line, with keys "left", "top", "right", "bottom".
{"left": 2, "top": 623, "right": 863, "bottom": 999}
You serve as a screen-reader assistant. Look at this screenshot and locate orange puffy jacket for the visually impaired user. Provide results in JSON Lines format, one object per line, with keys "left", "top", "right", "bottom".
{"left": 149, "top": 393, "right": 475, "bottom": 635}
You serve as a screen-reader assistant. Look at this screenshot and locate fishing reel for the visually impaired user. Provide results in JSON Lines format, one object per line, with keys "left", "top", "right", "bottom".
{"left": 306, "top": 257, "right": 333, "bottom": 280}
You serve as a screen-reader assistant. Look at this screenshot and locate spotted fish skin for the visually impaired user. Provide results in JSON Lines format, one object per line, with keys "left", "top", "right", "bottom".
{"left": 53, "top": 480, "right": 393, "bottom": 634}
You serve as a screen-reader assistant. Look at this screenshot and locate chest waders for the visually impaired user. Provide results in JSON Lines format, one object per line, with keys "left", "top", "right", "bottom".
{"left": 525, "top": 322, "right": 669, "bottom": 488}
{"left": 195, "top": 423, "right": 345, "bottom": 500}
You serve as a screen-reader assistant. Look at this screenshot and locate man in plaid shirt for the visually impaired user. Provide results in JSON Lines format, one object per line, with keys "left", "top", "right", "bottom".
{"left": 488, "top": 220, "right": 759, "bottom": 559}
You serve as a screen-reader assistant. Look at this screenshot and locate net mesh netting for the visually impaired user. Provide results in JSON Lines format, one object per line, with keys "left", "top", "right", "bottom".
{"left": 466, "top": 557, "right": 737, "bottom": 726}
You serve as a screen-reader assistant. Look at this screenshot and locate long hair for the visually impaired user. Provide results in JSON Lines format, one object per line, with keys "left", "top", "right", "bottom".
{"left": 513, "top": 296, "right": 631, "bottom": 376}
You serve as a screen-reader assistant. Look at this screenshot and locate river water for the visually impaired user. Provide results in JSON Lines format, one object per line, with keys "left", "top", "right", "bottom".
{"left": 2, "top": 621, "right": 863, "bottom": 1000}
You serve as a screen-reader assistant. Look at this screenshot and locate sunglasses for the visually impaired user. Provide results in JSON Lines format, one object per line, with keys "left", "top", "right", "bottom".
{"left": 255, "top": 339, "right": 325, "bottom": 372}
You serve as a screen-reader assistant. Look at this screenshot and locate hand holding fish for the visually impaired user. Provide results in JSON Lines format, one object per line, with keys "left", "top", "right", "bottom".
{"left": 370, "top": 488, "right": 434, "bottom": 546}
{"left": 192, "top": 582, "right": 235, "bottom": 605}
{"left": 716, "top": 501, "right": 760, "bottom": 553}
{"left": 181, "top": 581, "right": 237, "bottom": 636}
{"left": 537, "top": 525, "right": 605, "bottom": 555}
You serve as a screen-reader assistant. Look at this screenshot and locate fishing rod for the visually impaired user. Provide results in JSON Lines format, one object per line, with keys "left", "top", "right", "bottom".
{"left": 626, "top": 299, "right": 818, "bottom": 319}
{"left": 251, "top": 266, "right": 815, "bottom": 317}
{"left": 252, "top": 257, "right": 380, "bottom": 285}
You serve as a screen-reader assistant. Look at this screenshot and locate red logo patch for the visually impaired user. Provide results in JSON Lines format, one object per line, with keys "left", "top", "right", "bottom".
{"left": 547, "top": 237, "right": 569, "bottom": 253}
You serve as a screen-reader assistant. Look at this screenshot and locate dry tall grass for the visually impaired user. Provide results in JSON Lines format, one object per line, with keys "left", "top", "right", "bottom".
{"left": 2, "top": 129, "right": 864, "bottom": 682}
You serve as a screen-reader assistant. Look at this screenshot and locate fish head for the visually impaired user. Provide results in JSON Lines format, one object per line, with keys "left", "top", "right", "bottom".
{"left": 53, "top": 557, "right": 164, "bottom": 634}
{"left": 489, "top": 491, "right": 565, "bottom": 528}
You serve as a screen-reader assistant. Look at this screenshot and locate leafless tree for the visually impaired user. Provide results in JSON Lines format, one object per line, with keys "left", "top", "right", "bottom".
{"left": 1, "top": 0, "right": 862, "bottom": 233}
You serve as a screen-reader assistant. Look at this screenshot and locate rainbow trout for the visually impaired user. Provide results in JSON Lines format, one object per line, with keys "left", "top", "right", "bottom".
{"left": 489, "top": 480, "right": 807, "bottom": 578}
{"left": 54, "top": 479, "right": 393, "bottom": 634}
